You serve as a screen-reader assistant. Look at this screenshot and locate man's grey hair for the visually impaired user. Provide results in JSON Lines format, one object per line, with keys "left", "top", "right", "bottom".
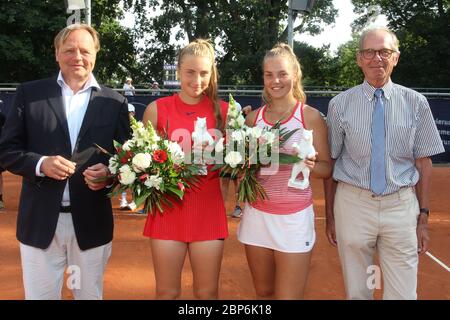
{"left": 54, "top": 23, "right": 100, "bottom": 53}
{"left": 359, "top": 26, "right": 400, "bottom": 52}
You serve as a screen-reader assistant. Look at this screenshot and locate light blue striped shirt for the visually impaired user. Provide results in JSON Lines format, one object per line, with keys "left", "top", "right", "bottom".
{"left": 327, "top": 79, "right": 445, "bottom": 195}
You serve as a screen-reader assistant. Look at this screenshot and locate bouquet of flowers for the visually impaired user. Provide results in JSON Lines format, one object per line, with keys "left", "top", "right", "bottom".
{"left": 210, "top": 94, "right": 302, "bottom": 203}
{"left": 98, "top": 116, "right": 199, "bottom": 215}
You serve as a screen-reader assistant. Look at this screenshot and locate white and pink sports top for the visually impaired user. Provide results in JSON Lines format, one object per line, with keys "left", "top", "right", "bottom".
{"left": 251, "top": 101, "right": 313, "bottom": 215}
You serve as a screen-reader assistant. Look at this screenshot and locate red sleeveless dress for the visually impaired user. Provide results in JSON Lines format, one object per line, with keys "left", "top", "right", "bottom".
{"left": 143, "top": 94, "right": 229, "bottom": 242}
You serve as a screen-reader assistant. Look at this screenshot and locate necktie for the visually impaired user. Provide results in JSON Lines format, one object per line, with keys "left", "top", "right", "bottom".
{"left": 370, "top": 89, "right": 386, "bottom": 195}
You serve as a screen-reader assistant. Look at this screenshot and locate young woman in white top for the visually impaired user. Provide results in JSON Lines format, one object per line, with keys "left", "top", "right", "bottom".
{"left": 238, "top": 43, "right": 332, "bottom": 299}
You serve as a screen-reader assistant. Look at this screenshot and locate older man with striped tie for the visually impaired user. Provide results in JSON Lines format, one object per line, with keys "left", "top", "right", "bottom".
{"left": 324, "top": 27, "right": 444, "bottom": 300}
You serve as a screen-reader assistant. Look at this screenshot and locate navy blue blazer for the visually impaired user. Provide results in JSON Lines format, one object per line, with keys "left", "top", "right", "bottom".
{"left": 0, "top": 76, "right": 131, "bottom": 250}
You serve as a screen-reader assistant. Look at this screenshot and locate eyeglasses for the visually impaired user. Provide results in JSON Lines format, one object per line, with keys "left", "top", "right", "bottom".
{"left": 359, "top": 48, "right": 397, "bottom": 60}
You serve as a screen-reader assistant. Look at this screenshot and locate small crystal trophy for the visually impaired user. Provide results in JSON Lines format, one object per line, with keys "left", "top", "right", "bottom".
{"left": 192, "top": 117, "right": 214, "bottom": 176}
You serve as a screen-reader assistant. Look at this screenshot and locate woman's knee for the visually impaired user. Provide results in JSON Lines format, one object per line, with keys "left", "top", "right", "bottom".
{"left": 255, "top": 286, "right": 275, "bottom": 299}
{"left": 193, "top": 287, "right": 219, "bottom": 300}
{"left": 156, "top": 287, "right": 181, "bottom": 300}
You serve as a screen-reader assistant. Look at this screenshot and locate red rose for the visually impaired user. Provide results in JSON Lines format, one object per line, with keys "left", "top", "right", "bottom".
{"left": 153, "top": 150, "right": 168, "bottom": 163}
{"left": 140, "top": 174, "right": 149, "bottom": 182}
{"left": 120, "top": 150, "right": 133, "bottom": 164}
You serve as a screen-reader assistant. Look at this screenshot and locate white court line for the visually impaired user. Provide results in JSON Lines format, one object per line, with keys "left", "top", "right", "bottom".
{"left": 426, "top": 252, "right": 450, "bottom": 272}
{"left": 428, "top": 219, "right": 450, "bottom": 223}
{"left": 313, "top": 217, "right": 450, "bottom": 223}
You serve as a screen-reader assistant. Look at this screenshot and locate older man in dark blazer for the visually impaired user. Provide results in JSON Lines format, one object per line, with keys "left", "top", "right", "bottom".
{"left": 0, "top": 24, "right": 130, "bottom": 299}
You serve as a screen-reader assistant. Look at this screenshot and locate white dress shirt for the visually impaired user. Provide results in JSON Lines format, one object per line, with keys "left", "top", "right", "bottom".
{"left": 35, "top": 71, "right": 101, "bottom": 205}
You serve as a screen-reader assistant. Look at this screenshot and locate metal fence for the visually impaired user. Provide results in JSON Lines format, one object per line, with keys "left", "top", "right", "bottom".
{"left": 2, "top": 85, "right": 450, "bottom": 97}
{"left": 1, "top": 88, "right": 449, "bottom": 162}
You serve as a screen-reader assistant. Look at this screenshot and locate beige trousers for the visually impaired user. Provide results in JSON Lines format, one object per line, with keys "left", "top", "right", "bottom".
{"left": 334, "top": 182, "right": 419, "bottom": 300}
{"left": 20, "top": 213, "right": 112, "bottom": 300}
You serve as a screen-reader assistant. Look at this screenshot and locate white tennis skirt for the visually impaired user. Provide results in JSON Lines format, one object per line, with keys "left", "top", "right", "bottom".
{"left": 237, "top": 204, "right": 315, "bottom": 253}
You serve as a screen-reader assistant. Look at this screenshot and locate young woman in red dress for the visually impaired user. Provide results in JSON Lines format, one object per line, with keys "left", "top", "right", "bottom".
{"left": 142, "top": 39, "right": 228, "bottom": 299}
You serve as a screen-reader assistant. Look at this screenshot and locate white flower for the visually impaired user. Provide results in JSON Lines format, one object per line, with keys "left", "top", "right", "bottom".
{"left": 119, "top": 165, "right": 136, "bottom": 185}
{"left": 168, "top": 141, "right": 185, "bottom": 164}
{"left": 108, "top": 157, "right": 119, "bottom": 175}
{"left": 135, "top": 137, "right": 146, "bottom": 148}
{"left": 122, "top": 140, "right": 133, "bottom": 151}
{"left": 132, "top": 121, "right": 161, "bottom": 147}
{"left": 144, "top": 174, "right": 163, "bottom": 190}
{"left": 231, "top": 130, "right": 244, "bottom": 143}
{"left": 132, "top": 124, "right": 143, "bottom": 137}
{"left": 236, "top": 115, "right": 245, "bottom": 127}
{"left": 228, "top": 119, "right": 236, "bottom": 127}
{"left": 119, "top": 164, "right": 132, "bottom": 174}
{"left": 215, "top": 138, "right": 225, "bottom": 153}
{"left": 225, "top": 151, "right": 243, "bottom": 168}
{"left": 132, "top": 153, "right": 152, "bottom": 172}
{"left": 227, "top": 108, "right": 238, "bottom": 118}
{"left": 263, "top": 131, "right": 276, "bottom": 144}
{"left": 248, "top": 127, "right": 262, "bottom": 139}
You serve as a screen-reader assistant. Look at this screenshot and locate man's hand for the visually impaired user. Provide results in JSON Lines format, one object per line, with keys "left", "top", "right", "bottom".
{"left": 82, "top": 163, "right": 111, "bottom": 191}
{"left": 41, "top": 156, "right": 76, "bottom": 180}
{"left": 326, "top": 216, "right": 338, "bottom": 247}
{"left": 324, "top": 169, "right": 338, "bottom": 247}
{"left": 417, "top": 213, "right": 430, "bottom": 254}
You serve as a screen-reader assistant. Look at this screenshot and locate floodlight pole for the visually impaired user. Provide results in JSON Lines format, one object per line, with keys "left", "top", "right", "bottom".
{"left": 288, "top": 0, "right": 294, "bottom": 48}
{"left": 66, "top": 0, "right": 91, "bottom": 25}
{"left": 287, "top": 0, "right": 316, "bottom": 48}
{"left": 86, "top": 0, "right": 91, "bottom": 25}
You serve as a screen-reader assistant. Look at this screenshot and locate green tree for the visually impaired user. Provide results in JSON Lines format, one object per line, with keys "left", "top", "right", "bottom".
{"left": 293, "top": 36, "right": 363, "bottom": 89}
{"left": 0, "top": 1, "right": 66, "bottom": 82}
{"left": 332, "top": 36, "right": 364, "bottom": 87}
{"left": 95, "top": 19, "right": 138, "bottom": 86}
{"left": 0, "top": 0, "right": 138, "bottom": 85}
{"left": 351, "top": 0, "right": 450, "bottom": 87}
{"left": 128, "top": 0, "right": 338, "bottom": 85}
{"left": 294, "top": 42, "right": 334, "bottom": 87}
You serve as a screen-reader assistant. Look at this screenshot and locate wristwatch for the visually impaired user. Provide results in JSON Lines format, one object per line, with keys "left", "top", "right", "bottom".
{"left": 419, "top": 208, "right": 430, "bottom": 216}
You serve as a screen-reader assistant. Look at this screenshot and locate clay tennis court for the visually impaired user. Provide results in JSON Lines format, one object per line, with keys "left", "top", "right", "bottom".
{"left": 0, "top": 167, "right": 449, "bottom": 300}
